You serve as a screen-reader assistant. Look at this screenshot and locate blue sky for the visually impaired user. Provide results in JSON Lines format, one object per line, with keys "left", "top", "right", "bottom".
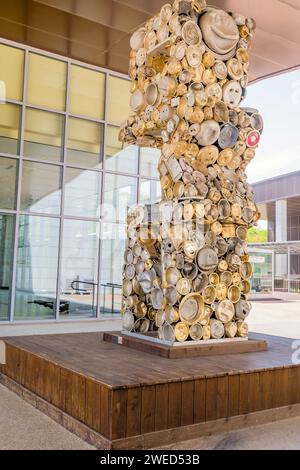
{"left": 243, "top": 69, "right": 300, "bottom": 183}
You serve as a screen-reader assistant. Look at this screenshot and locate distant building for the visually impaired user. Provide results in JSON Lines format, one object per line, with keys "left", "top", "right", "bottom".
{"left": 250, "top": 171, "right": 300, "bottom": 294}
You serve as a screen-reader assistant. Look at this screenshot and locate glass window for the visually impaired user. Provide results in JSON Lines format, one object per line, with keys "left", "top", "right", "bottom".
{"left": 67, "top": 117, "right": 103, "bottom": 168}
{"left": 0, "top": 44, "right": 24, "bottom": 101}
{"left": 250, "top": 251, "right": 273, "bottom": 294}
{"left": 64, "top": 168, "right": 101, "bottom": 218}
{"left": 104, "top": 174, "right": 137, "bottom": 223}
{"left": 27, "top": 53, "right": 67, "bottom": 111}
{"left": 106, "top": 126, "right": 138, "bottom": 174}
{"left": 69, "top": 65, "right": 105, "bottom": 120}
{"left": 60, "top": 219, "right": 99, "bottom": 318}
{"left": 0, "top": 102, "right": 21, "bottom": 154}
{"left": 24, "top": 108, "right": 64, "bottom": 162}
{"left": 0, "top": 214, "right": 14, "bottom": 321}
{"left": 100, "top": 222, "right": 125, "bottom": 315}
{"left": 0, "top": 157, "right": 17, "bottom": 210}
{"left": 140, "top": 147, "right": 160, "bottom": 178}
{"left": 15, "top": 215, "right": 59, "bottom": 320}
{"left": 140, "top": 179, "right": 161, "bottom": 206}
{"left": 20, "top": 161, "right": 62, "bottom": 215}
{"left": 107, "top": 76, "right": 130, "bottom": 124}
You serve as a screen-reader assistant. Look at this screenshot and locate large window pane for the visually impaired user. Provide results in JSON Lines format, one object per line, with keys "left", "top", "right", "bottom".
{"left": 0, "top": 44, "right": 24, "bottom": 101}
{"left": 67, "top": 117, "right": 103, "bottom": 168}
{"left": 107, "top": 76, "right": 130, "bottom": 124}
{"left": 27, "top": 53, "right": 67, "bottom": 111}
{"left": 0, "top": 102, "right": 21, "bottom": 154}
{"left": 15, "top": 215, "right": 59, "bottom": 320}
{"left": 140, "top": 179, "right": 161, "bottom": 206}
{"left": 0, "top": 214, "right": 14, "bottom": 321}
{"left": 106, "top": 126, "right": 138, "bottom": 174}
{"left": 140, "top": 147, "right": 160, "bottom": 178}
{"left": 24, "top": 108, "right": 64, "bottom": 162}
{"left": 64, "top": 168, "right": 101, "bottom": 218}
{"left": 60, "top": 219, "right": 99, "bottom": 318}
{"left": 21, "top": 161, "right": 61, "bottom": 214}
{"left": 104, "top": 174, "right": 137, "bottom": 222}
{"left": 0, "top": 157, "right": 17, "bottom": 210}
{"left": 100, "top": 222, "right": 125, "bottom": 315}
{"left": 69, "top": 65, "right": 105, "bottom": 120}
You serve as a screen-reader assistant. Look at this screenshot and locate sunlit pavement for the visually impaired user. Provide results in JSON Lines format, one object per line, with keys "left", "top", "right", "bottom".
{"left": 160, "top": 416, "right": 300, "bottom": 450}
{"left": 249, "top": 299, "right": 300, "bottom": 339}
{"left": 1, "top": 300, "right": 300, "bottom": 450}
{"left": 0, "top": 384, "right": 94, "bottom": 450}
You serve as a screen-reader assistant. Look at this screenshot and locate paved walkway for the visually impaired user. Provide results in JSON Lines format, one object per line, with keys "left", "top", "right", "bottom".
{"left": 0, "top": 317, "right": 122, "bottom": 337}
{"left": 249, "top": 298, "right": 300, "bottom": 338}
{"left": 161, "top": 416, "right": 300, "bottom": 450}
{"left": 0, "top": 384, "right": 94, "bottom": 450}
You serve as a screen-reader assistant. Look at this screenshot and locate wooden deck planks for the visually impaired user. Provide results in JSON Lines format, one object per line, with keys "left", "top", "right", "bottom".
{"left": 1, "top": 332, "right": 300, "bottom": 444}
{"left": 1, "top": 332, "right": 296, "bottom": 388}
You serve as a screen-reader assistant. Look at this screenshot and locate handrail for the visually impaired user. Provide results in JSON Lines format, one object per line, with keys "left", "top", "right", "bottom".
{"left": 71, "top": 280, "right": 97, "bottom": 292}
{"left": 104, "top": 282, "right": 122, "bottom": 289}
{"left": 71, "top": 280, "right": 97, "bottom": 313}
{"left": 101, "top": 282, "right": 122, "bottom": 314}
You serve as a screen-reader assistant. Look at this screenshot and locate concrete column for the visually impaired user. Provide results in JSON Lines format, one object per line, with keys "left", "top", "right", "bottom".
{"left": 275, "top": 199, "right": 288, "bottom": 277}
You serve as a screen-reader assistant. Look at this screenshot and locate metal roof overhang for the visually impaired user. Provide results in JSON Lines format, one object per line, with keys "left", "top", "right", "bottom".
{"left": 1, "top": 0, "right": 300, "bottom": 81}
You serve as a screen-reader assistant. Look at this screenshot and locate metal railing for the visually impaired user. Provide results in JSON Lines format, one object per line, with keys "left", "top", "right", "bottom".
{"left": 70, "top": 280, "right": 122, "bottom": 315}
{"left": 274, "top": 278, "right": 300, "bottom": 293}
{"left": 70, "top": 280, "right": 97, "bottom": 313}
{"left": 101, "top": 282, "right": 122, "bottom": 315}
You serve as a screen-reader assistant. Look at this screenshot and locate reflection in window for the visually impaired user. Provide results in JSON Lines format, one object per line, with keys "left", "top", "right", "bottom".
{"left": 104, "top": 174, "right": 137, "bottom": 222}
{"left": 0, "top": 214, "right": 14, "bottom": 320}
{"left": 27, "top": 53, "right": 67, "bottom": 111}
{"left": 64, "top": 168, "right": 101, "bottom": 218}
{"left": 107, "top": 76, "right": 130, "bottom": 124}
{"left": 0, "top": 157, "right": 17, "bottom": 210}
{"left": 60, "top": 219, "right": 99, "bottom": 317}
{"left": 140, "top": 179, "right": 161, "bottom": 206}
{"left": 250, "top": 251, "right": 273, "bottom": 294}
{"left": 0, "top": 102, "right": 21, "bottom": 154}
{"left": 21, "top": 161, "right": 62, "bottom": 215}
{"left": 140, "top": 147, "right": 160, "bottom": 178}
{"left": 100, "top": 222, "right": 125, "bottom": 315}
{"left": 67, "top": 117, "right": 103, "bottom": 168}
{"left": 69, "top": 65, "right": 105, "bottom": 120}
{"left": 106, "top": 126, "right": 138, "bottom": 174}
{"left": 0, "top": 44, "right": 24, "bottom": 101}
{"left": 15, "top": 215, "right": 59, "bottom": 320}
{"left": 24, "top": 108, "right": 64, "bottom": 162}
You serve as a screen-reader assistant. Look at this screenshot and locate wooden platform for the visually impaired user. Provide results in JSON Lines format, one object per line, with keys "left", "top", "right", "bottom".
{"left": 103, "top": 331, "right": 268, "bottom": 358}
{"left": 1, "top": 332, "right": 300, "bottom": 449}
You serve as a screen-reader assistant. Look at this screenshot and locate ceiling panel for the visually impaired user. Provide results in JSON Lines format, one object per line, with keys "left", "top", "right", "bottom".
{"left": 0, "top": 0, "right": 300, "bottom": 81}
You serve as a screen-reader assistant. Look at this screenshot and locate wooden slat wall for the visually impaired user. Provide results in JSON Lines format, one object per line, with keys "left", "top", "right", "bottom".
{"left": 1, "top": 344, "right": 112, "bottom": 440}
{"left": 2, "top": 343, "right": 300, "bottom": 441}
{"left": 113, "top": 365, "right": 300, "bottom": 438}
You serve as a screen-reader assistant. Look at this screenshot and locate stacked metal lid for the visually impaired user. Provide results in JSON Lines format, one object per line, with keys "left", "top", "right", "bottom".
{"left": 122, "top": 202, "right": 251, "bottom": 342}
{"left": 119, "top": 0, "right": 261, "bottom": 222}
{"left": 119, "top": 0, "right": 261, "bottom": 343}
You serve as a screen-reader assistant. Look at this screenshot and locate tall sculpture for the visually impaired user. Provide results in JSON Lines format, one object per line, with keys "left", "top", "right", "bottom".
{"left": 119, "top": 0, "right": 263, "bottom": 343}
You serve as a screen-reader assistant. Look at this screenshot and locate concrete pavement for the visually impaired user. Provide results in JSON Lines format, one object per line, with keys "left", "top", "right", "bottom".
{"left": 161, "top": 416, "right": 300, "bottom": 450}
{"left": 0, "top": 384, "right": 94, "bottom": 450}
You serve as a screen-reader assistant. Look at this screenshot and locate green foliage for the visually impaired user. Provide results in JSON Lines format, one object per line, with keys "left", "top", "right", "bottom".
{"left": 247, "top": 227, "right": 268, "bottom": 243}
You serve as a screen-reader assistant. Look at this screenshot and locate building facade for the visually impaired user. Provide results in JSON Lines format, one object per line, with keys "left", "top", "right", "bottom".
{"left": 0, "top": 38, "right": 161, "bottom": 323}
{"left": 1, "top": 0, "right": 300, "bottom": 323}
{"left": 251, "top": 172, "right": 300, "bottom": 293}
